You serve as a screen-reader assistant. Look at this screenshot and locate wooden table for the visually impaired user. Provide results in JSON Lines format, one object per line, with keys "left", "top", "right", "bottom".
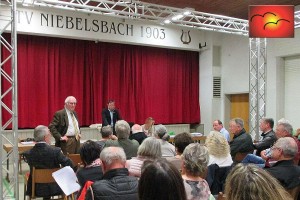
{"left": 169, "top": 135, "right": 206, "bottom": 144}
{"left": 3, "top": 143, "right": 35, "bottom": 153}
{"left": 3, "top": 143, "right": 36, "bottom": 181}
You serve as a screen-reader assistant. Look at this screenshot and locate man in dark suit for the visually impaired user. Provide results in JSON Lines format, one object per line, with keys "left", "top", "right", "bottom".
{"left": 49, "top": 96, "right": 81, "bottom": 154}
{"left": 102, "top": 100, "right": 122, "bottom": 134}
{"left": 23, "top": 125, "right": 73, "bottom": 199}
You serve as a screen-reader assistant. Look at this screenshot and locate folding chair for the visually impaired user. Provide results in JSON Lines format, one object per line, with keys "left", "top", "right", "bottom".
{"left": 67, "top": 154, "right": 82, "bottom": 167}
{"left": 24, "top": 167, "right": 63, "bottom": 200}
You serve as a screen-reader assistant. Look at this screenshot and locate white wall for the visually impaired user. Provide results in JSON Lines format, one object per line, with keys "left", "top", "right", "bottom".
{"left": 266, "top": 28, "right": 300, "bottom": 122}
{"left": 199, "top": 31, "right": 249, "bottom": 134}
{"left": 200, "top": 28, "right": 300, "bottom": 135}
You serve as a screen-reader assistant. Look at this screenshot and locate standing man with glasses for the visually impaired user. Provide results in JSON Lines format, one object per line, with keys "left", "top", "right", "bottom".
{"left": 49, "top": 96, "right": 81, "bottom": 154}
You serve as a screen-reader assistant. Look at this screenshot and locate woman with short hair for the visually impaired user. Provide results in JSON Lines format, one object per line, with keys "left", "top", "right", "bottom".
{"left": 76, "top": 140, "right": 103, "bottom": 188}
{"left": 182, "top": 143, "right": 213, "bottom": 200}
{"left": 126, "top": 137, "right": 161, "bottom": 177}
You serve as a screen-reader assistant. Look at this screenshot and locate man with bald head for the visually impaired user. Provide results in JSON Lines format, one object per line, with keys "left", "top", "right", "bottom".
{"left": 86, "top": 147, "right": 138, "bottom": 200}
{"left": 49, "top": 96, "right": 81, "bottom": 154}
{"left": 265, "top": 137, "right": 300, "bottom": 189}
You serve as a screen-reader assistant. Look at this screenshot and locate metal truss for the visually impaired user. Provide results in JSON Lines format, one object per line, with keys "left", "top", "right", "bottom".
{"left": 249, "top": 38, "right": 267, "bottom": 141}
{"left": 1, "top": 0, "right": 19, "bottom": 199}
{"left": 296, "top": 10, "right": 300, "bottom": 29}
{"left": 14, "top": 0, "right": 249, "bottom": 35}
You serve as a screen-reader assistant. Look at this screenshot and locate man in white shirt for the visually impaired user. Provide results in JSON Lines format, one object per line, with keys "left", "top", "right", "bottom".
{"left": 49, "top": 96, "right": 81, "bottom": 154}
{"left": 213, "top": 120, "right": 230, "bottom": 142}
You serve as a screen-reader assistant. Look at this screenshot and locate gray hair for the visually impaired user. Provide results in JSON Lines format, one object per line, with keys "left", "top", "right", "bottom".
{"left": 101, "top": 125, "right": 113, "bottom": 138}
{"left": 100, "top": 146, "right": 126, "bottom": 166}
{"left": 275, "top": 137, "right": 297, "bottom": 158}
{"left": 64, "top": 96, "right": 77, "bottom": 104}
{"left": 182, "top": 143, "right": 209, "bottom": 176}
{"left": 115, "top": 120, "right": 130, "bottom": 139}
{"left": 137, "top": 137, "right": 162, "bottom": 158}
{"left": 278, "top": 122, "right": 293, "bottom": 136}
{"left": 155, "top": 124, "right": 170, "bottom": 141}
{"left": 34, "top": 125, "right": 49, "bottom": 142}
{"left": 231, "top": 118, "right": 244, "bottom": 129}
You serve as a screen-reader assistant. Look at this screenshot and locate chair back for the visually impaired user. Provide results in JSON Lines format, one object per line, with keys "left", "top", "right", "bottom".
{"left": 206, "top": 164, "right": 232, "bottom": 195}
{"left": 31, "top": 167, "right": 60, "bottom": 198}
{"left": 67, "top": 153, "right": 82, "bottom": 166}
{"left": 287, "top": 185, "right": 300, "bottom": 200}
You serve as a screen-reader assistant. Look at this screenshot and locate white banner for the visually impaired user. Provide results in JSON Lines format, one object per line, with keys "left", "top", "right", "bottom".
{"left": 0, "top": 6, "right": 207, "bottom": 51}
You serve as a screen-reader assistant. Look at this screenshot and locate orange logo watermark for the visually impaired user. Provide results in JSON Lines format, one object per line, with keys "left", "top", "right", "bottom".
{"left": 249, "top": 5, "right": 294, "bottom": 38}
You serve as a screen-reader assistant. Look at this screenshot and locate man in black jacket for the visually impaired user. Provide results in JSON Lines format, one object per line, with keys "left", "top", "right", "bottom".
{"left": 229, "top": 118, "right": 254, "bottom": 159}
{"left": 86, "top": 146, "right": 138, "bottom": 200}
{"left": 253, "top": 117, "right": 277, "bottom": 156}
{"left": 265, "top": 137, "right": 300, "bottom": 189}
{"left": 23, "top": 125, "right": 73, "bottom": 199}
{"left": 102, "top": 100, "right": 122, "bottom": 134}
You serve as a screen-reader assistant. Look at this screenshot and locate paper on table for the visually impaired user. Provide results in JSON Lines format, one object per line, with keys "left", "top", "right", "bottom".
{"left": 52, "top": 166, "right": 80, "bottom": 196}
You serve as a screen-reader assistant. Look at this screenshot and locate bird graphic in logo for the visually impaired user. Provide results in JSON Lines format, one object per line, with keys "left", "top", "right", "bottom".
{"left": 248, "top": 5, "right": 294, "bottom": 38}
{"left": 250, "top": 12, "right": 290, "bottom": 30}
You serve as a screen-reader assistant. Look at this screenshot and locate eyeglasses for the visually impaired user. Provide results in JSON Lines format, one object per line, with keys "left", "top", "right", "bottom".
{"left": 68, "top": 102, "right": 77, "bottom": 105}
{"left": 271, "top": 145, "right": 281, "bottom": 151}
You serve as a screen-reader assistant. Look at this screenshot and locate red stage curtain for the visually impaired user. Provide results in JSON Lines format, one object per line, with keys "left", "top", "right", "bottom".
{"left": 1, "top": 34, "right": 200, "bottom": 128}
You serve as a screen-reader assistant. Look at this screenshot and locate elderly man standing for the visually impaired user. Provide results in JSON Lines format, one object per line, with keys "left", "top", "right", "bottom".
{"left": 265, "top": 137, "right": 300, "bottom": 189}
{"left": 86, "top": 147, "right": 138, "bottom": 200}
{"left": 229, "top": 118, "right": 254, "bottom": 160}
{"left": 49, "top": 96, "right": 81, "bottom": 154}
{"left": 23, "top": 125, "right": 73, "bottom": 199}
{"left": 105, "top": 120, "right": 139, "bottom": 159}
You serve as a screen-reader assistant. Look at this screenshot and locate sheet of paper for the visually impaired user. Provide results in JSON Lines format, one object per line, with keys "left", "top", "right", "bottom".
{"left": 52, "top": 166, "right": 80, "bottom": 196}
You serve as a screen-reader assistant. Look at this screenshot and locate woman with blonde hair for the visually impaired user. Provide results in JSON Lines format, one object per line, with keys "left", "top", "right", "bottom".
{"left": 205, "top": 131, "right": 233, "bottom": 167}
{"left": 225, "top": 164, "right": 292, "bottom": 200}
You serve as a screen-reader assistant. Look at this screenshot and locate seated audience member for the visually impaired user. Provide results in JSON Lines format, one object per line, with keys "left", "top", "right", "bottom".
{"left": 96, "top": 125, "right": 117, "bottom": 149}
{"left": 154, "top": 124, "right": 176, "bottom": 157}
{"left": 253, "top": 117, "right": 276, "bottom": 156}
{"left": 265, "top": 137, "right": 300, "bottom": 189}
{"left": 181, "top": 143, "right": 213, "bottom": 200}
{"left": 212, "top": 120, "right": 230, "bottom": 142}
{"left": 86, "top": 147, "right": 138, "bottom": 200}
{"left": 229, "top": 118, "right": 254, "bottom": 160}
{"left": 105, "top": 120, "right": 139, "bottom": 159}
{"left": 271, "top": 121, "right": 300, "bottom": 165}
{"left": 129, "top": 124, "right": 147, "bottom": 144}
{"left": 23, "top": 125, "right": 73, "bottom": 199}
{"left": 139, "top": 159, "right": 187, "bottom": 200}
{"left": 142, "top": 117, "right": 155, "bottom": 137}
{"left": 166, "top": 132, "right": 193, "bottom": 170}
{"left": 76, "top": 140, "right": 103, "bottom": 189}
{"left": 225, "top": 164, "right": 292, "bottom": 200}
{"left": 243, "top": 121, "right": 298, "bottom": 167}
{"left": 127, "top": 137, "right": 161, "bottom": 177}
{"left": 206, "top": 131, "right": 233, "bottom": 167}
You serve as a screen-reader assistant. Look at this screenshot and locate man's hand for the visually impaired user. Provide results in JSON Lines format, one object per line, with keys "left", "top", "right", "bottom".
{"left": 60, "top": 135, "right": 68, "bottom": 141}
{"left": 110, "top": 135, "right": 118, "bottom": 140}
{"left": 260, "top": 150, "right": 269, "bottom": 160}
